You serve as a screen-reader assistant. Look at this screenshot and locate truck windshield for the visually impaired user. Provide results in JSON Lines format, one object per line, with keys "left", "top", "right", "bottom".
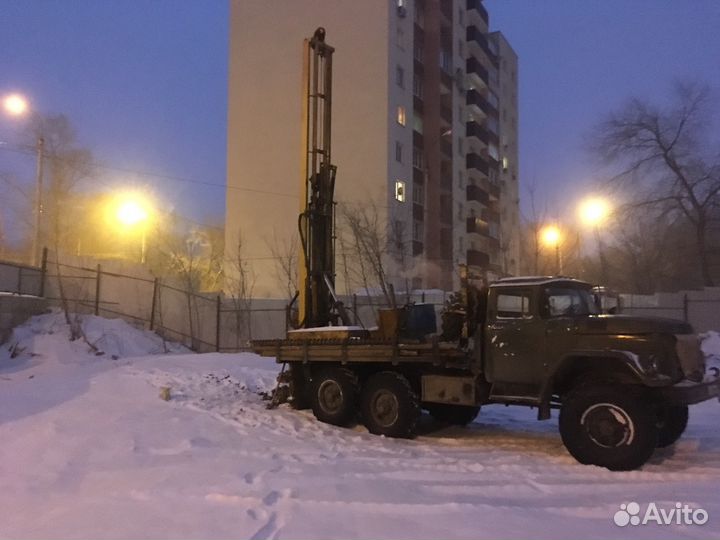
{"left": 545, "top": 287, "right": 600, "bottom": 317}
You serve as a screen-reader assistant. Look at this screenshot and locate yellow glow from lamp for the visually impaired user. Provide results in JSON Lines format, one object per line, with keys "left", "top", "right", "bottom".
{"left": 540, "top": 225, "right": 561, "bottom": 248}
{"left": 115, "top": 199, "right": 149, "bottom": 227}
{"left": 579, "top": 197, "right": 611, "bottom": 227}
{"left": 2, "top": 93, "right": 29, "bottom": 117}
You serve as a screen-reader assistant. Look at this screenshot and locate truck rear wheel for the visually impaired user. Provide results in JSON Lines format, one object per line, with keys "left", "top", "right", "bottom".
{"left": 426, "top": 404, "right": 480, "bottom": 426}
{"left": 310, "top": 367, "right": 358, "bottom": 427}
{"left": 559, "top": 385, "right": 657, "bottom": 470}
{"left": 361, "top": 371, "right": 420, "bottom": 439}
{"left": 656, "top": 404, "right": 688, "bottom": 448}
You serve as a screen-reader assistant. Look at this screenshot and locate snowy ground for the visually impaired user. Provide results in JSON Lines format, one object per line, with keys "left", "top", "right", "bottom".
{"left": 1, "top": 313, "right": 719, "bottom": 540}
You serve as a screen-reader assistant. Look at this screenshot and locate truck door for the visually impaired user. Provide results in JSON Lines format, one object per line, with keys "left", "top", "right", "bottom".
{"left": 485, "top": 287, "right": 545, "bottom": 395}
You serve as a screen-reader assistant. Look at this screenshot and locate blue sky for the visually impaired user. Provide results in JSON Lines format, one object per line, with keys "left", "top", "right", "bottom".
{"left": 1, "top": 1, "right": 719, "bottom": 239}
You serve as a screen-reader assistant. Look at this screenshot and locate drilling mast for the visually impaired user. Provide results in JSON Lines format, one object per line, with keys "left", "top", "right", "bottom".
{"left": 298, "top": 28, "right": 346, "bottom": 328}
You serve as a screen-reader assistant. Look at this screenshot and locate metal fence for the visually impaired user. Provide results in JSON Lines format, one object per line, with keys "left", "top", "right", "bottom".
{"left": 0, "top": 251, "right": 452, "bottom": 352}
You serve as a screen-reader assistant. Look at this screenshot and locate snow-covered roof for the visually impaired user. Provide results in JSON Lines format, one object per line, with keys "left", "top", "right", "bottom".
{"left": 490, "top": 276, "right": 592, "bottom": 288}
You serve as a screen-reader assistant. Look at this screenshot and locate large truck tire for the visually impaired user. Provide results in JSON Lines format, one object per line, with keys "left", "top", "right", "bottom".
{"left": 559, "top": 384, "right": 657, "bottom": 471}
{"left": 656, "top": 404, "right": 689, "bottom": 448}
{"left": 288, "top": 364, "right": 311, "bottom": 410}
{"left": 310, "top": 367, "right": 359, "bottom": 426}
{"left": 426, "top": 403, "right": 480, "bottom": 426}
{"left": 361, "top": 371, "right": 420, "bottom": 439}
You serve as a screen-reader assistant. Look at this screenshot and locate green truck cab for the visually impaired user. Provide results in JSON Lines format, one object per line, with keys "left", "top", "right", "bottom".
{"left": 253, "top": 276, "right": 720, "bottom": 470}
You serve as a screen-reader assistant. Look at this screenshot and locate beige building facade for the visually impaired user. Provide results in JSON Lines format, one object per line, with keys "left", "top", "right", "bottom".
{"left": 226, "top": 0, "right": 519, "bottom": 297}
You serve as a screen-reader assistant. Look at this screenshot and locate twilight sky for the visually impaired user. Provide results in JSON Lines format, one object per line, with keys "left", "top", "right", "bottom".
{"left": 1, "top": 1, "right": 719, "bottom": 239}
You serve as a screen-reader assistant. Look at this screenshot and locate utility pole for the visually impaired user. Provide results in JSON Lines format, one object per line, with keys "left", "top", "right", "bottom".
{"left": 32, "top": 136, "right": 44, "bottom": 266}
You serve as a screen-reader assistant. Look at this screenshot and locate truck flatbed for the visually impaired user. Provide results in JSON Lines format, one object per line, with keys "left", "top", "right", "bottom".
{"left": 252, "top": 337, "right": 468, "bottom": 367}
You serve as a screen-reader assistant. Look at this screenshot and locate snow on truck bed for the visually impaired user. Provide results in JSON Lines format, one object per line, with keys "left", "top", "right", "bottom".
{"left": 1, "top": 312, "right": 719, "bottom": 540}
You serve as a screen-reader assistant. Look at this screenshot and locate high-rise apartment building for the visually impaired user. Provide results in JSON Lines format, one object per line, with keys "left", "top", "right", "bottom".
{"left": 226, "top": 0, "right": 519, "bottom": 297}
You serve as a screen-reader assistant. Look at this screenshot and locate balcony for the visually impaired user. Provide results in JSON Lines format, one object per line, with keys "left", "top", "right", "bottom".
{"left": 466, "top": 120, "right": 488, "bottom": 146}
{"left": 440, "top": 104, "right": 453, "bottom": 125}
{"left": 466, "top": 152, "right": 489, "bottom": 176}
{"left": 466, "top": 216, "right": 488, "bottom": 235}
{"left": 466, "top": 25, "right": 497, "bottom": 64}
{"left": 467, "top": 0, "right": 489, "bottom": 26}
{"left": 440, "top": 136, "right": 452, "bottom": 157}
{"left": 466, "top": 57, "right": 488, "bottom": 91}
{"left": 466, "top": 184, "right": 489, "bottom": 205}
{"left": 466, "top": 88, "right": 487, "bottom": 120}
{"left": 467, "top": 249, "right": 490, "bottom": 268}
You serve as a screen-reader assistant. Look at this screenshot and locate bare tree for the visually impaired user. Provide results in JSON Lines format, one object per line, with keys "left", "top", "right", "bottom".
{"left": 225, "top": 229, "right": 256, "bottom": 346}
{"left": 339, "top": 202, "right": 397, "bottom": 308}
{"left": 592, "top": 82, "right": 720, "bottom": 286}
{"left": 266, "top": 231, "right": 298, "bottom": 300}
{"left": 25, "top": 115, "right": 94, "bottom": 255}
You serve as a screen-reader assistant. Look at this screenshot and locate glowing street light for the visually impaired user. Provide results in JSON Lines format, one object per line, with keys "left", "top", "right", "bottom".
{"left": 110, "top": 193, "right": 154, "bottom": 263}
{"left": 2, "top": 93, "right": 29, "bottom": 117}
{"left": 116, "top": 199, "right": 149, "bottom": 226}
{"left": 578, "top": 197, "right": 611, "bottom": 227}
{"left": 578, "top": 197, "right": 612, "bottom": 283}
{"left": 540, "top": 224, "right": 563, "bottom": 274}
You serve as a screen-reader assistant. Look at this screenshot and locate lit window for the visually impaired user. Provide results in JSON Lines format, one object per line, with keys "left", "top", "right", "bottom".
{"left": 502, "top": 157, "right": 509, "bottom": 171}
{"left": 395, "top": 180, "right": 406, "bottom": 202}
{"left": 397, "top": 106, "right": 406, "bottom": 126}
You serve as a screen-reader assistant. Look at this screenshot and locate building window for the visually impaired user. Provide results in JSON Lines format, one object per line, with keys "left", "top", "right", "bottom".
{"left": 395, "top": 141, "right": 403, "bottom": 162}
{"left": 457, "top": 137, "right": 463, "bottom": 156}
{"left": 488, "top": 143, "right": 499, "bottom": 161}
{"left": 413, "top": 220, "right": 423, "bottom": 241}
{"left": 396, "top": 65, "right": 405, "bottom": 89}
{"left": 395, "top": 180, "right": 406, "bottom": 202}
{"left": 413, "top": 39, "right": 424, "bottom": 63}
{"left": 396, "top": 25, "right": 406, "bottom": 50}
{"left": 413, "top": 183, "right": 424, "bottom": 204}
{"left": 397, "top": 106, "right": 406, "bottom": 126}
{"left": 412, "top": 147, "right": 424, "bottom": 170}
{"left": 458, "top": 171, "right": 464, "bottom": 189}
{"left": 502, "top": 157, "right": 509, "bottom": 171}
{"left": 457, "top": 105, "right": 464, "bottom": 122}
{"left": 412, "top": 73, "right": 423, "bottom": 99}
{"left": 413, "top": 113, "right": 423, "bottom": 134}
{"left": 458, "top": 202, "right": 464, "bottom": 221}
{"left": 439, "top": 49, "right": 452, "bottom": 73}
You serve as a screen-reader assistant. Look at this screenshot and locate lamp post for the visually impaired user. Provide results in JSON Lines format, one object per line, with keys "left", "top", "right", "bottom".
{"left": 2, "top": 93, "right": 45, "bottom": 266}
{"left": 579, "top": 197, "right": 611, "bottom": 284}
{"left": 113, "top": 195, "right": 153, "bottom": 263}
{"left": 540, "top": 224, "right": 562, "bottom": 275}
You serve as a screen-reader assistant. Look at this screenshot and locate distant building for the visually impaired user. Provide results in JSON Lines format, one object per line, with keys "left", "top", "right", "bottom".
{"left": 226, "top": 0, "right": 519, "bottom": 296}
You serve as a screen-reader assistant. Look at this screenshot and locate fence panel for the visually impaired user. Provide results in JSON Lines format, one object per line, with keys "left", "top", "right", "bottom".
{"left": 0, "top": 261, "right": 43, "bottom": 296}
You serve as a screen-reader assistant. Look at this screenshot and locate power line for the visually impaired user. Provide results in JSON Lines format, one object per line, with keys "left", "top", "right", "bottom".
{"left": 0, "top": 144, "right": 298, "bottom": 199}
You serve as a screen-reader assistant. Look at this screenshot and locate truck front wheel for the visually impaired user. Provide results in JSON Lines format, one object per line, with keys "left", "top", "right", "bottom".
{"left": 559, "top": 385, "right": 657, "bottom": 470}
{"left": 361, "top": 371, "right": 420, "bottom": 439}
{"left": 656, "top": 404, "right": 688, "bottom": 448}
{"left": 310, "top": 367, "right": 359, "bottom": 427}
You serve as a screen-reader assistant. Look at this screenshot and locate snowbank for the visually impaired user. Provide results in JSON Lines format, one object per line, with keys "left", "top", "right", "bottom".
{"left": 0, "top": 315, "right": 719, "bottom": 539}
{"left": 2, "top": 309, "right": 188, "bottom": 362}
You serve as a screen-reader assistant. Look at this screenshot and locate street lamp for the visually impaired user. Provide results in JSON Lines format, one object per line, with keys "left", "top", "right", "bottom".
{"left": 540, "top": 224, "right": 562, "bottom": 274}
{"left": 579, "top": 197, "right": 611, "bottom": 227}
{"left": 1, "top": 92, "right": 44, "bottom": 266}
{"left": 2, "top": 93, "right": 29, "bottom": 117}
{"left": 578, "top": 197, "right": 612, "bottom": 283}
{"left": 111, "top": 193, "right": 153, "bottom": 263}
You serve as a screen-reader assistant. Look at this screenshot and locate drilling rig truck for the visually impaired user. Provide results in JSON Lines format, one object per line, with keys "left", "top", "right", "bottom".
{"left": 252, "top": 28, "right": 720, "bottom": 471}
